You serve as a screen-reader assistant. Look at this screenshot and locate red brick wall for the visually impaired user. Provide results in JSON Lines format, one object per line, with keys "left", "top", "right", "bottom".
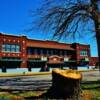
{"left": 0, "top": 33, "right": 27, "bottom": 68}
{"left": 71, "top": 43, "right": 90, "bottom": 61}
{"left": 89, "top": 57, "right": 98, "bottom": 66}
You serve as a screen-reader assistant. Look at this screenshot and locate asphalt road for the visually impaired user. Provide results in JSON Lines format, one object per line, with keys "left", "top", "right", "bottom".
{"left": 0, "top": 71, "right": 99, "bottom": 93}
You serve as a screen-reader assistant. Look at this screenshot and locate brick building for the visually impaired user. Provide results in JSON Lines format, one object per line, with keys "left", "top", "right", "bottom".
{"left": 0, "top": 33, "right": 98, "bottom": 72}
{"left": 90, "top": 57, "right": 99, "bottom": 67}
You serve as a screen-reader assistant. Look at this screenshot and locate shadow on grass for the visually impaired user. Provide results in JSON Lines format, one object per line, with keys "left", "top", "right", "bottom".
{"left": 81, "top": 80, "right": 100, "bottom": 90}
{"left": 81, "top": 80, "right": 100, "bottom": 84}
{"left": 25, "top": 87, "right": 73, "bottom": 100}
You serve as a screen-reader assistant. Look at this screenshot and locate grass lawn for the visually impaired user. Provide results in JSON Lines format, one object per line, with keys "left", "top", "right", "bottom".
{"left": 81, "top": 80, "right": 100, "bottom": 100}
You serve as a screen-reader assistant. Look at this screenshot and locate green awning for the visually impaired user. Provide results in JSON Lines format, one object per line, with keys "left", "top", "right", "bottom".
{"left": 28, "top": 59, "right": 45, "bottom": 62}
{"left": 65, "top": 60, "right": 76, "bottom": 62}
{"left": 80, "top": 58, "right": 89, "bottom": 62}
{"left": 68, "top": 60, "right": 76, "bottom": 62}
{"left": 1, "top": 58, "right": 22, "bottom": 61}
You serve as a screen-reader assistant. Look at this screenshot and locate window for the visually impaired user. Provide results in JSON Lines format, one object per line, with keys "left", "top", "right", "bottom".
{"left": 62, "top": 51, "right": 65, "bottom": 56}
{"left": 40, "top": 49, "right": 43, "bottom": 55}
{"left": 60, "top": 50, "right": 62, "bottom": 56}
{"left": 34, "top": 48, "right": 37, "bottom": 54}
{"left": 37, "top": 49, "right": 41, "bottom": 55}
{"left": 50, "top": 49, "right": 53, "bottom": 55}
{"left": 64, "top": 51, "right": 67, "bottom": 55}
{"left": 47, "top": 49, "right": 49, "bottom": 55}
{"left": 6, "top": 44, "right": 11, "bottom": 52}
{"left": 27, "top": 48, "right": 32, "bottom": 54}
{"left": 43, "top": 49, "right": 47, "bottom": 55}
{"left": 2, "top": 44, "right": 20, "bottom": 53}
{"left": 80, "top": 50, "right": 87, "bottom": 56}
{"left": 48, "top": 49, "right": 53, "bottom": 55}
{"left": 2, "top": 44, "right": 6, "bottom": 51}
{"left": 15, "top": 45, "right": 20, "bottom": 52}
{"left": 11, "top": 45, "right": 16, "bottom": 52}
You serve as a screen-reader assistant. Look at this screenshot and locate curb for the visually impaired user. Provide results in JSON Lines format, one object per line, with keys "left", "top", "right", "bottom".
{"left": 0, "top": 72, "right": 51, "bottom": 77}
{"left": 79, "top": 69, "right": 99, "bottom": 72}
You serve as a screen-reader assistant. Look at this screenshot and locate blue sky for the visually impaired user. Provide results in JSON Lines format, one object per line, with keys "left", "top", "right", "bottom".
{"left": 0, "top": 0, "right": 98, "bottom": 57}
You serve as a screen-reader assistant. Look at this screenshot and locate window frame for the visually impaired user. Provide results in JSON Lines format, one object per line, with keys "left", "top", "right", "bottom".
{"left": 1, "top": 44, "right": 20, "bottom": 53}
{"left": 80, "top": 49, "right": 87, "bottom": 56}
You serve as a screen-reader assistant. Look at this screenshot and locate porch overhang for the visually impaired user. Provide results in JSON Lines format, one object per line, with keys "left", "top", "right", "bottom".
{"left": 47, "top": 61, "right": 64, "bottom": 64}
{"left": 0, "top": 58, "right": 22, "bottom": 62}
{"left": 28, "top": 59, "right": 46, "bottom": 62}
{"left": 80, "top": 58, "right": 89, "bottom": 62}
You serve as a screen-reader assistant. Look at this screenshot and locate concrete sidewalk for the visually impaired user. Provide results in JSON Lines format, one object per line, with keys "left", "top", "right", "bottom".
{"left": 0, "top": 69, "right": 99, "bottom": 77}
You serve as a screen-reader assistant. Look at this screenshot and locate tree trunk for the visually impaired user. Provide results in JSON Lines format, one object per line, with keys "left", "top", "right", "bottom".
{"left": 91, "top": 0, "right": 100, "bottom": 71}
{"left": 94, "top": 15, "right": 100, "bottom": 72}
{"left": 96, "top": 33, "right": 100, "bottom": 70}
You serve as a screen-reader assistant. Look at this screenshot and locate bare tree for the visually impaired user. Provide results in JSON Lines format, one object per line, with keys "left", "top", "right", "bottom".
{"left": 31, "top": 0, "right": 100, "bottom": 69}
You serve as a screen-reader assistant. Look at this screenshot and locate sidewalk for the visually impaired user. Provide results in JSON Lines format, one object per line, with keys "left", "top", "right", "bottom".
{"left": 0, "top": 69, "right": 99, "bottom": 77}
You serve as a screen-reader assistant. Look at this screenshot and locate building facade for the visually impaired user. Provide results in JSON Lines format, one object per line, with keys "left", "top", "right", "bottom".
{"left": 0, "top": 33, "right": 98, "bottom": 72}
{"left": 90, "top": 57, "right": 99, "bottom": 67}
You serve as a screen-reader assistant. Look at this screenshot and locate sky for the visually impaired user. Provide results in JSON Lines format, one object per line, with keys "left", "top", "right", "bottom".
{"left": 0, "top": 0, "right": 98, "bottom": 57}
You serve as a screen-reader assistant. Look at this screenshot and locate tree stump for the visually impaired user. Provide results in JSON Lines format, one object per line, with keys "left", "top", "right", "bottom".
{"left": 42, "top": 69, "right": 82, "bottom": 99}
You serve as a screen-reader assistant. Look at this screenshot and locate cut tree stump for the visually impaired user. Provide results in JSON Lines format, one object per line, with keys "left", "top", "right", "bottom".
{"left": 41, "top": 69, "right": 82, "bottom": 99}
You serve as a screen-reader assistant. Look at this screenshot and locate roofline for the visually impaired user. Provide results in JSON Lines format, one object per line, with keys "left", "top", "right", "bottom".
{"left": 0, "top": 32, "right": 90, "bottom": 47}
{"left": 0, "top": 32, "right": 72, "bottom": 45}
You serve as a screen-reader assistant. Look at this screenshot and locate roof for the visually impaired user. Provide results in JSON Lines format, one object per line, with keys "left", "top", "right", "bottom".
{"left": 26, "top": 39, "right": 74, "bottom": 50}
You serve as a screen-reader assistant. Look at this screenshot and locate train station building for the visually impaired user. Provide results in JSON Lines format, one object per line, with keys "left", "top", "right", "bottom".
{"left": 0, "top": 32, "right": 98, "bottom": 72}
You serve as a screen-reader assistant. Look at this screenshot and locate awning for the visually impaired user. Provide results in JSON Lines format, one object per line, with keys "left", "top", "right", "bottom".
{"left": 65, "top": 60, "right": 76, "bottom": 62}
{"left": 47, "top": 61, "right": 64, "bottom": 64}
{"left": 0, "top": 58, "right": 22, "bottom": 61}
{"left": 80, "top": 58, "right": 89, "bottom": 62}
{"left": 28, "top": 59, "right": 45, "bottom": 62}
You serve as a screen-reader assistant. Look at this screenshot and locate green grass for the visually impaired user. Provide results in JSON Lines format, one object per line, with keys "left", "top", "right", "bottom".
{"left": 0, "top": 94, "right": 24, "bottom": 100}
{"left": 0, "top": 91, "right": 46, "bottom": 100}
{"left": 81, "top": 80, "right": 100, "bottom": 99}
{"left": 17, "top": 91, "right": 46, "bottom": 97}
